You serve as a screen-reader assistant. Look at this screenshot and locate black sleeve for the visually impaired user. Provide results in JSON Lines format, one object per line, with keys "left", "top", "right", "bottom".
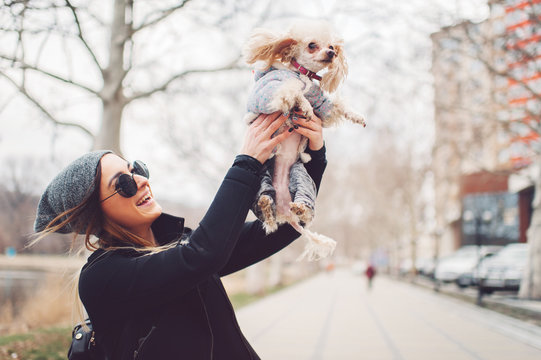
{"left": 218, "top": 145, "right": 328, "bottom": 276}
{"left": 79, "top": 164, "right": 261, "bottom": 312}
{"left": 304, "top": 144, "right": 327, "bottom": 192}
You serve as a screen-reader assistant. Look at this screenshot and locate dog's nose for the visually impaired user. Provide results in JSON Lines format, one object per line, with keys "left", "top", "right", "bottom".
{"left": 326, "top": 50, "right": 335, "bottom": 59}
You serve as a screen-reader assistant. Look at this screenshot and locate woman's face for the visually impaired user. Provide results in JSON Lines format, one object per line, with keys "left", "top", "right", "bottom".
{"left": 99, "top": 154, "right": 162, "bottom": 234}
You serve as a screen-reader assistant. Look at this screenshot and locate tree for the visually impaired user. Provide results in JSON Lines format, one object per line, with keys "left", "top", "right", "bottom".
{"left": 0, "top": 0, "right": 246, "bottom": 155}
{"left": 313, "top": 127, "right": 429, "bottom": 274}
{"left": 0, "top": 156, "right": 70, "bottom": 253}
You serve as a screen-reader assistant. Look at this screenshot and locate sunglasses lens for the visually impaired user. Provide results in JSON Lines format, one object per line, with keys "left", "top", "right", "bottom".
{"left": 133, "top": 160, "right": 149, "bottom": 179}
{"left": 117, "top": 174, "right": 138, "bottom": 197}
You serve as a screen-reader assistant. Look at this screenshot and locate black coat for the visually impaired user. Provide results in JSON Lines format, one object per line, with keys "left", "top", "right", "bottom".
{"left": 78, "top": 147, "right": 327, "bottom": 360}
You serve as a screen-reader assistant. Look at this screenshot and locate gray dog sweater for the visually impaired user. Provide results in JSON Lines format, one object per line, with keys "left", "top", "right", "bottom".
{"left": 34, "top": 150, "right": 112, "bottom": 235}
{"left": 246, "top": 67, "right": 333, "bottom": 119}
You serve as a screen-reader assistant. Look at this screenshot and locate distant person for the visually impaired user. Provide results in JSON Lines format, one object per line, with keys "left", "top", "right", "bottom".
{"left": 33, "top": 112, "right": 328, "bottom": 359}
{"left": 365, "top": 263, "right": 376, "bottom": 289}
{"left": 325, "top": 261, "right": 335, "bottom": 274}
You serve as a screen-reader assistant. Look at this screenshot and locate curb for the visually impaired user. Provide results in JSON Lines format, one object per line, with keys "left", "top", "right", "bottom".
{"left": 400, "top": 276, "right": 541, "bottom": 327}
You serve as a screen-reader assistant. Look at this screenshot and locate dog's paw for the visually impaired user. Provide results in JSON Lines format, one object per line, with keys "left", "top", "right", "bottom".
{"left": 244, "top": 112, "right": 259, "bottom": 124}
{"left": 269, "top": 95, "right": 296, "bottom": 114}
{"left": 296, "top": 96, "right": 315, "bottom": 119}
{"left": 289, "top": 202, "right": 314, "bottom": 225}
{"left": 345, "top": 112, "right": 366, "bottom": 127}
{"left": 258, "top": 195, "right": 278, "bottom": 233}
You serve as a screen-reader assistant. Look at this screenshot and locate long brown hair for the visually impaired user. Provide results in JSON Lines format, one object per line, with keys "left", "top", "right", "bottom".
{"left": 31, "top": 157, "right": 178, "bottom": 327}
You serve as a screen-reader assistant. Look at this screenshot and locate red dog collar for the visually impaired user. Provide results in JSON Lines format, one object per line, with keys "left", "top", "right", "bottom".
{"left": 291, "top": 59, "right": 322, "bottom": 81}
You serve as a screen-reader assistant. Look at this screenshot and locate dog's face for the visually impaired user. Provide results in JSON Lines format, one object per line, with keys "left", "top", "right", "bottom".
{"left": 288, "top": 22, "right": 341, "bottom": 73}
{"left": 243, "top": 20, "right": 348, "bottom": 93}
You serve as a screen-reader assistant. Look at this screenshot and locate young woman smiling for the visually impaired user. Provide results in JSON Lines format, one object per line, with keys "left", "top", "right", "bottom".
{"left": 33, "top": 112, "right": 327, "bottom": 359}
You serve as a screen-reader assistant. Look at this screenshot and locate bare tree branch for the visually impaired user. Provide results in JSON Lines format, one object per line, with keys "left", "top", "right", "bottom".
{"left": 125, "top": 57, "right": 243, "bottom": 103}
{"left": 64, "top": 0, "right": 103, "bottom": 73}
{"left": 0, "top": 71, "right": 95, "bottom": 139}
{"left": 133, "top": 0, "right": 193, "bottom": 34}
{"left": 0, "top": 54, "right": 100, "bottom": 96}
{"left": 463, "top": 27, "right": 541, "bottom": 103}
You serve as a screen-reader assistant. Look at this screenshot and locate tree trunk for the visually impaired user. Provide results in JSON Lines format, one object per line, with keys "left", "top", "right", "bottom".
{"left": 267, "top": 252, "right": 284, "bottom": 288}
{"left": 245, "top": 262, "right": 266, "bottom": 295}
{"left": 94, "top": 0, "right": 130, "bottom": 155}
{"left": 519, "top": 164, "right": 541, "bottom": 300}
{"left": 94, "top": 99, "right": 124, "bottom": 155}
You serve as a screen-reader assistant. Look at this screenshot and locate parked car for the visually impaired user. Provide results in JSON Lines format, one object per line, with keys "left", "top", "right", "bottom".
{"left": 397, "top": 258, "right": 434, "bottom": 277}
{"left": 434, "top": 245, "right": 502, "bottom": 286}
{"left": 476, "top": 243, "right": 528, "bottom": 294}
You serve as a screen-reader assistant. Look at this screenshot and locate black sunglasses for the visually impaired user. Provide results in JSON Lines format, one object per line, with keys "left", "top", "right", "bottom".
{"left": 101, "top": 160, "right": 150, "bottom": 203}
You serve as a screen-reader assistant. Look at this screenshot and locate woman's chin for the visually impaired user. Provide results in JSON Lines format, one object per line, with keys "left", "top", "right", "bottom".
{"left": 138, "top": 199, "right": 162, "bottom": 219}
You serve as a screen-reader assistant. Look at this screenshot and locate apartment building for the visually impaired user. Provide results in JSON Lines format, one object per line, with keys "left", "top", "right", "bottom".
{"left": 430, "top": 0, "right": 540, "bottom": 255}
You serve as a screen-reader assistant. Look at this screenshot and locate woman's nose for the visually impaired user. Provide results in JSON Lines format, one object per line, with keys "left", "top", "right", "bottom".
{"left": 134, "top": 174, "right": 149, "bottom": 189}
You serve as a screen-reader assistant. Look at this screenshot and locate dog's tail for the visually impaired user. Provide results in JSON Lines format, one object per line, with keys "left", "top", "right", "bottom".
{"left": 289, "top": 221, "right": 336, "bottom": 261}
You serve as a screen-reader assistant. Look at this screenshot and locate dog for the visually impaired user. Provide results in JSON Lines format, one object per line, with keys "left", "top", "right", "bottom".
{"left": 242, "top": 20, "right": 365, "bottom": 260}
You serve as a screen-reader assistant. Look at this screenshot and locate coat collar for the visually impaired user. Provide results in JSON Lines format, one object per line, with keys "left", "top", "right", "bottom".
{"left": 151, "top": 212, "right": 186, "bottom": 246}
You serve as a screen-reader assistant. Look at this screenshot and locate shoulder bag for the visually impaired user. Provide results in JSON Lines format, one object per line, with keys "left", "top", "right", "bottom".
{"left": 68, "top": 318, "right": 106, "bottom": 360}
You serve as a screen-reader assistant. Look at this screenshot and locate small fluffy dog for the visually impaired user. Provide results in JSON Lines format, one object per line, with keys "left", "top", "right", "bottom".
{"left": 243, "top": 20, "right": 365, "bottom": 260}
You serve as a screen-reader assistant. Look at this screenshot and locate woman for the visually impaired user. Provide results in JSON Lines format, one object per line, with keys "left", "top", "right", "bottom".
{"left": 34, "top": 112, "right": 327, "bottom": 359}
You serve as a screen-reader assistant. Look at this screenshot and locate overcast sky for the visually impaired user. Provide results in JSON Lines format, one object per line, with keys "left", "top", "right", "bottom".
{"left": 0, "top": 0, "right": 490, "bottom": 206}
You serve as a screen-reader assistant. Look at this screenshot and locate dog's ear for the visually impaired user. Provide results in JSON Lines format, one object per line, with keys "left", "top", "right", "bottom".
{"left": 320, "top": 42, "right": 348, "bottom": 93}
{"left": 243, "top": 28, "right": 297, "bottom": 68}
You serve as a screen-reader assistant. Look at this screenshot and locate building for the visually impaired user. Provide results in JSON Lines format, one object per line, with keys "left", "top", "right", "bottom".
{"left": 431, "top": 20, "right": 510, "bottom": 256}
{"left": 431, "top": 0, "right": 540, "bottom": 256}
{"left": 490, "top": 0, "right": 541, "bottom": 168}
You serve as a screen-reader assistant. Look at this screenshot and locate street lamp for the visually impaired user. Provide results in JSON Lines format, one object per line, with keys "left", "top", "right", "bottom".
{"left": 462, "top": 209, "right": 492, "bottom": 306}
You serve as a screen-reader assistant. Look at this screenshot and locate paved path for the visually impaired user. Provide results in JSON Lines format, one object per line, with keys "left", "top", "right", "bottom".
{"left": 236, "top": 269, "right": 541, "bottom": 360}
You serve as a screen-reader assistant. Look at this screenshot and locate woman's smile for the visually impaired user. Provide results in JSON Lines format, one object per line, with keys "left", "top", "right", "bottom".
{"left": 136, "top": 187, "right": 154, "bottom": 207}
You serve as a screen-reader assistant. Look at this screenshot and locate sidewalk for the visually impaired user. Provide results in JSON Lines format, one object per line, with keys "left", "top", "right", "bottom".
{"left": 411, "top": 276, "right": 541, "bottom": 326}
{"left": 236, "top": 268, "right": 541, "bottom": 360}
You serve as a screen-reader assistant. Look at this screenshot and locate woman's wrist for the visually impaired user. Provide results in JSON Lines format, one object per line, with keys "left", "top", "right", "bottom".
{"left": 308, "top": 138, "right": 324, "bottom": 151}
{"left": 307, "top": 142, "right": 326, "bottom": 156}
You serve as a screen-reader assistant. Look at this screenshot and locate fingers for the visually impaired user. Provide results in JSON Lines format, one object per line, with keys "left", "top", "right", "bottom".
{"left": 251, "top": 113, "right": 267, "bottom": 128}
{"left": 292, "top": 125, "right": 311, "bottom": 138}
{"left": 292, "top": 116, "right": 321, "bottom": 132}
{"left": 269, "top": 126, "right": 293, "bottom": 147}
{"left": 262, "top": 112, "right": 288, "bottom": 137}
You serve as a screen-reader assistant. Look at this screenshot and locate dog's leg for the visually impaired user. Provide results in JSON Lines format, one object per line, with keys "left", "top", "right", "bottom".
{"left": 325, "top": 97, "right": 366, "bottom": 128}
{"left": 288, "top": 160, "right": 316, "bottom": 226}
{"left": 252, "top": 165, "right": 278, "bottom": 234}
{"left": 268, "top": 79, "right": 315, "bottom": 119}
{"left": 297, "top": 136, "right": 311, "bottom": 163}
{"left": 258, "top": 195, "right": 277, "bottom": 234}
{"left": 343, "top": 110, "right": 366, "bottom": 127}
{"left": 273, "top": 130, "right": 302, "bottom": 224}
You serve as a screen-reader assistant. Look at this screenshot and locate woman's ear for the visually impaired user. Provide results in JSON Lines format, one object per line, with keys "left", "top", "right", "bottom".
{"left": 243, "top": 28, "right": 297, "bottom": 68}
{"left": 320, "top": 43, "right": 348, "bottom": 93}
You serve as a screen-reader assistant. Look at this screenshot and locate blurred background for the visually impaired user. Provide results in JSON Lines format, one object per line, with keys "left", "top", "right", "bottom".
{"left": 0, "top": 0, "right": 540, "bottom": 358}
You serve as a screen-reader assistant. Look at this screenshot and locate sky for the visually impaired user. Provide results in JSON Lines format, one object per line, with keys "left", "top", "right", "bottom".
{"left": 0, "top": 0, "right": 490, "bottom": 206}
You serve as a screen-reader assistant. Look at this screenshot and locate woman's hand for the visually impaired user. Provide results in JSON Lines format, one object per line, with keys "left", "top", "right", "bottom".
{"left": 240, "top": 112, "right": 292, "bottom": 164}
{"left": 292, "top": 112, "right": 324, "bottom": 151}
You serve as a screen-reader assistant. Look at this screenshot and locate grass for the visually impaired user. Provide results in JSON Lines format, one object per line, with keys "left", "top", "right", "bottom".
{"left": 231, "top": 283, "right": 289, "bottom": 309}
{"left": 0, "top": 326, "right": 71, "bottom": 360}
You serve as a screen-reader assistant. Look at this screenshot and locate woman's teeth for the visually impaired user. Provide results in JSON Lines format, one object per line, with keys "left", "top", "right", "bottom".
{"left": 137, "top": 194, "right": 152, "bottom": 206}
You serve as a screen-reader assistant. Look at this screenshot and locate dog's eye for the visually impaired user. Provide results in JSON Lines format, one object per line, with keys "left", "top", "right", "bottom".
{"left": 308, "top": 42, "right": 318, "bottom": 50}
{"left": 329, "top": 45, "right": 334, "bottom": 50}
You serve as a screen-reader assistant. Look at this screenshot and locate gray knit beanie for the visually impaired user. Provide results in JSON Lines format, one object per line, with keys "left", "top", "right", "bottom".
{"left": 34, "top": 150, "right": 112, "bottom": 235}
